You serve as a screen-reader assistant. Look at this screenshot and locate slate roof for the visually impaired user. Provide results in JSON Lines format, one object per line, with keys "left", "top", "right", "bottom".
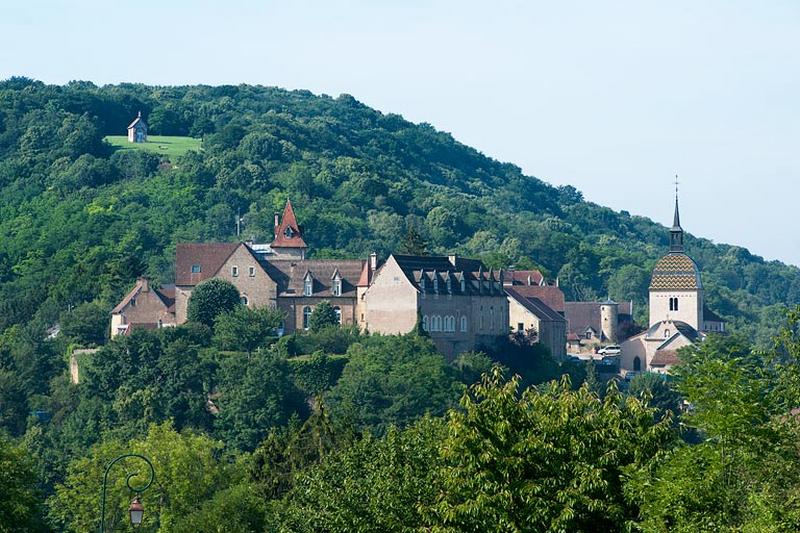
{"left": 175, "top": 243, "right": 240, "bottom": 286}
{"left": 506, "top": 289, "right": 566, "bottom": 323}
{"left": 390, "top": 254, "right": 503, "bottom": 295}
{"left": 646, "top": 320, "right": 701, "bottom": 343}
{"left": 262, "top": 259, "right": 365, "bottom": 297}
{"left": 271, "top": 200, "right": 308, "bottom": 249}
{"left": 651, "top": 349, "right": 680, "bottom": 366}
{"left": 506, "top": 285, "right": 565, "bottom": 314}
{"left": 650, "top": 253, "right": 703, "bottom": 290}
{"left": 127, "top": 112, "right": 146, "bottom": 130}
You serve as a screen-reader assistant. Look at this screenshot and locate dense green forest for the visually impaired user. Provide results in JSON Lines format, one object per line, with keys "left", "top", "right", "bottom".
{"left": 3, "top": 78, "right": 800, "bottom": 531}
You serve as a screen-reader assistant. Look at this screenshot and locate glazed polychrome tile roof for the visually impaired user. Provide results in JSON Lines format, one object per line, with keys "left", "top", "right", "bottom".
{"left": 649, "top": 253, "right": 703, "bottom": 290}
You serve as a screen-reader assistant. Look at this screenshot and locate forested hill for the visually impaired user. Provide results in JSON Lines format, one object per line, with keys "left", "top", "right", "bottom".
{"left": 0, "top": 77, "right": 795, "bottom": 344}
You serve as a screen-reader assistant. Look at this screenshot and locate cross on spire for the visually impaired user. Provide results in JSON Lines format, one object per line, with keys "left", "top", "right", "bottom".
{"left": 670, "top": 174, "right": 684, "bottom": 253}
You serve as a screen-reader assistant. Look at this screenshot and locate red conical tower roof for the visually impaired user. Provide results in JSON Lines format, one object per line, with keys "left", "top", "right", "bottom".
{"left": 271, "top": 200, "right": 308, "bottom": 249}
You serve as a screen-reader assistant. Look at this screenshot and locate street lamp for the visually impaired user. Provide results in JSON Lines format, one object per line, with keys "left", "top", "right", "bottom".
{"left": 128, "top": 496, "right": 144, "bottom": 526}
{"left": 100, "top": 454, "right": 155, "bottom": 532}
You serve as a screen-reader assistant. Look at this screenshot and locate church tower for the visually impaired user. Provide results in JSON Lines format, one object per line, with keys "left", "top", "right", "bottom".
{"left": 648, "top": 193, "right": 704, "bottom": 331}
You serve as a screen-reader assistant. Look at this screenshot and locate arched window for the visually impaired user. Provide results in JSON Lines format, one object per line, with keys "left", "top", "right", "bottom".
{"left": 446, "top": 316, "right": 455, "bottom": 332}
{"left": 303, "top": 306, "right": 312, "bottom": 330}
{"left": 460, "top": 316, "right": 468, "bottom": 332}
{"left": 433, "top": 315, "right": 442, "bottom": 332}
{"left": 334, "top": 306, "right": 342, "bottom": 324}
{"left": 669, "top": 297, "right": 679, "bottom": 311}
{"left": 422, "top": 315, "right": 429, "bottom": 331}
{"left": 240, "top": 295, "right": 249, "bottom": 306}
{"left": 633, "top": 356, "right": 641, "bottom": 372}
{"left": 304, "top": 274, "right": 314, "bottom": 296}
{"left": 664, "top": 329, "right": 670, "bottom": 338}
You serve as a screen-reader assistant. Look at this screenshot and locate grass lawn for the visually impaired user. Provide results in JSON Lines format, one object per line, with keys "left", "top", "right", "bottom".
{"left": 104, "top": 135, "right": 203, "bottom": 160}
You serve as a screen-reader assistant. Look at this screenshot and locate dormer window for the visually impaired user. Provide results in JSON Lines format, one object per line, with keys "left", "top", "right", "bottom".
{"left": 446, "top": 277, "right": 452, "bottom": 293}
{"left": 191, "top": 264, "right": 201, "bottom": 273}
{"left": 433, "top": 275, "right": 439, "bottom": 293}
{"left": 332, "top": 276, "right": 342, "bottom": 297}
{"left": 304, "top": 274, "right": 313, "bottom": 296}
{"left": 284, "top": 226, "right": 295, "bottom": 238}
{"left": 460, "top": 277, "right": 466, "bottom": 293}
{"left": 419, "top": 273, "right": 426, "bottom": 292}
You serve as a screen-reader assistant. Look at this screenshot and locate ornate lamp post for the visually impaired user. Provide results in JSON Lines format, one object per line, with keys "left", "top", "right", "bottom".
{"left": 100, "top": 454, "right": 155, "bottom": 532}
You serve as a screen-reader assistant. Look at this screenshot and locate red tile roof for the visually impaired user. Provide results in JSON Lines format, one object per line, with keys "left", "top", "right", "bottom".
{"left": 175, "top": 243, "right": 239, "bottom": 286}
{"left": 261, "top": 259, "right": 365, "bottom": 297}
{"left": 271, "top": 200, "right": 308, "bottom": 249}
{"left": 651, "top": 349, "right": 680, "bottom": 366}
{"left": 505, "top": 285, "right": 565, "bottom": 314}
{"left": 505, "top": 269, "right": 545, "bottom": 286}
{"left": 112, "top": 278, "right": 175, "bottom": 314}
{"left": 506, "top": 288, "right": 566, "bottom": 322}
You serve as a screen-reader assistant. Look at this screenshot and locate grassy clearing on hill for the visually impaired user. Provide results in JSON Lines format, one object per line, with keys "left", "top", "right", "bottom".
{"left": 104, "top": 135, "right": 202, "bottom": 159}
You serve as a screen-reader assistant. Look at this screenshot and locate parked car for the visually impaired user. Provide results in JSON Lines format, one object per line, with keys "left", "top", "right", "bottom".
{"left": 597, "top": 345, "right": 621, "bottom": 356}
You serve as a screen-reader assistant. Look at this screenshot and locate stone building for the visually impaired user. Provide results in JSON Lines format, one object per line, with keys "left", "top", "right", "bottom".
{"left": 564, "top": 299, "right": 634, "bottom": 348}
{"left": 503, "top": 270, "right": 567, "bottom": 359}
{"left": 127, "top": 111, "right": 147, "bottom": 143}
{"left": 111, "top": 278, "right": 175, "bottom": 337}
{"left": 620, "top": 195, "right": 725, "bottom": 374}
{"left": 362, "top": 254, "right": 508, "bottom": 358}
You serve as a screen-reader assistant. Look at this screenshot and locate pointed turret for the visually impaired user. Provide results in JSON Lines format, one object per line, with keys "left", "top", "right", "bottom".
{"left": 669, "top": 192, "right": 684, "bottom": 253}
{"left": 270, "top": 200, "right": 308, "bottom": 259}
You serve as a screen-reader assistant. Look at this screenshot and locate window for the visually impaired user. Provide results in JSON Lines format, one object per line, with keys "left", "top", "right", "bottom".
{"left": 130, "top": 298, "right": 136, "bottom": 307}
{"left": 191, "top": 264, "right": 201, "bottom": 273}
{"left": 284, "top": 226, "right": 294, "bottom": 238}
{"left": 461, "top": 316, "right": 468, "bottom": 332}
{"left": 422, "top": 315, "right": 429, "bottom": 331}
{"left": 332, "top": 278, "right": 342, "bottom": 297}
{"left": 241, "top": 295, "right": 249, "bottom": 306}
{"left": 669, "top": 297, "right": 679, "bottom": 311}
{"left": 231, "top": 266, "right": 239, "bottom": 277}
{"left": 419, "top": 275, "right": 426, "bottom": 292}
{"left": 446, "top": 316, "right": 455, "bottom": 332}
{"left": 158, "top": 319, "right": 163, "bottom": 329}
{"left": 248, "top": 266, "right": 256, "bottom": 277}
{"left": 433, "top": 276, "right": 439, "bottom": 293}
{"left": 460, "top": 279, "right": 466, "bottom": 292}
{"left": 490, "top": 306, "right": 495, "bottom": 330}
{"left": 334, "top": 306, "right": 342, "bottom": 324}
{"left": 303, "top": 306, "right": 312, "bottom": 330}
{"left": 664, "top": 329, "right": 670, "bottom": 338}
{"left": 633, "top": 356, "right": 641, "bottom": 371}
{"left": 517, "top": 322, "right": 524, "bottom": 332}
{"left": 586, "top": 331, "right": 593, "bottom": 340}
{"left": 432, "top": 315, "right": 442, "bottom": 332}
{"left": 446, "top": 278, "right": 452, "bottom": 293}
{"left": 304, "top": 277, "right": 313, "bottom": 296}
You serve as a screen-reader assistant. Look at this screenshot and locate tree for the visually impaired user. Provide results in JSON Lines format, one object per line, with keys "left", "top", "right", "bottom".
{"left": 50, "top": 422, "right": 243, "bottom": 532}
{"left": 307, "top": 300, "right": 338, "bottom": 332}
{"left": 59, "top": 301, "right": 108, "bottom": 346}
{"left": 187, "top": 278, "right": 241, "bottom": 328}
{"left": 326, "top": 334, "right": 461, "bottom": 432}
{"left": 213, "top": 305, "right": 283, "bottom": 355}
{"left": 278, "top": 417, "right": 444, "bottom": 532}
{"left": 627, "top": 371, "right": 682, "bottom": 422}
{"left": 0, "top": 436, "right": 46, "bottom": 531}
{"left": 214, "top": 349, "right": 308, "bottom": 451}
{"left": 399, "top": 225, "right": 428, "bottom": 256}
{"left": 425, "top": 368, "right": 674, "bottom": 532}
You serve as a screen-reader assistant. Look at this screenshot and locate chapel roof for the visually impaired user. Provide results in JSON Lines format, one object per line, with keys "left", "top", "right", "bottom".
{"left": 649, "top": 253, "right": 703, "bottom": 290}
{"left": 127, "top": 111, "right": 146, "bottom": 129}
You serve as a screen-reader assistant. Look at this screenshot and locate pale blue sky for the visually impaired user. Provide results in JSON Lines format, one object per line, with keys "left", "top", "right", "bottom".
{"left": 2, "top": 1, "right": 799, "bottom": 265}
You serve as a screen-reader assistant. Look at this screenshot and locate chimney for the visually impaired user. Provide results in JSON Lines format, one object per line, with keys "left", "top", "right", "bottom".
{"left": 448, "top": 254, "right": 457, "bottom": 266}
{"left": 369, "top": 252, "right": 377, "bottom": 271}
{"left": 139, "top": 277, "right": 149, "bottom": 292}
{"left": 274, "top": 213, "right": 280, "bottom": 235}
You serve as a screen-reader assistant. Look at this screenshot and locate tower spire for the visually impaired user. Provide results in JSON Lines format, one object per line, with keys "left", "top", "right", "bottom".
{"left": 670, "top": 174, "right": 684, "bottom": 253}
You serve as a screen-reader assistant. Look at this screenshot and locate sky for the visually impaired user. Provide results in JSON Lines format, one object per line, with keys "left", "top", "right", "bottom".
{"left": 1, "top": 1, "right": 799, "bottom": 265}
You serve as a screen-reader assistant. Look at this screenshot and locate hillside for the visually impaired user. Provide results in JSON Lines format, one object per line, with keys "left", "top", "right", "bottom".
{"left": 104, "top": 135, "right": 202, "bottom": 159}
{"left": 0, "top": 77, "right": 796, "bottom": 346}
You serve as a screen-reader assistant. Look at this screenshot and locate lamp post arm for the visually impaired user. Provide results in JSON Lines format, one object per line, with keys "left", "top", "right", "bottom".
{"left": 100, "top": 453, "right": 155, "bottom": 533}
